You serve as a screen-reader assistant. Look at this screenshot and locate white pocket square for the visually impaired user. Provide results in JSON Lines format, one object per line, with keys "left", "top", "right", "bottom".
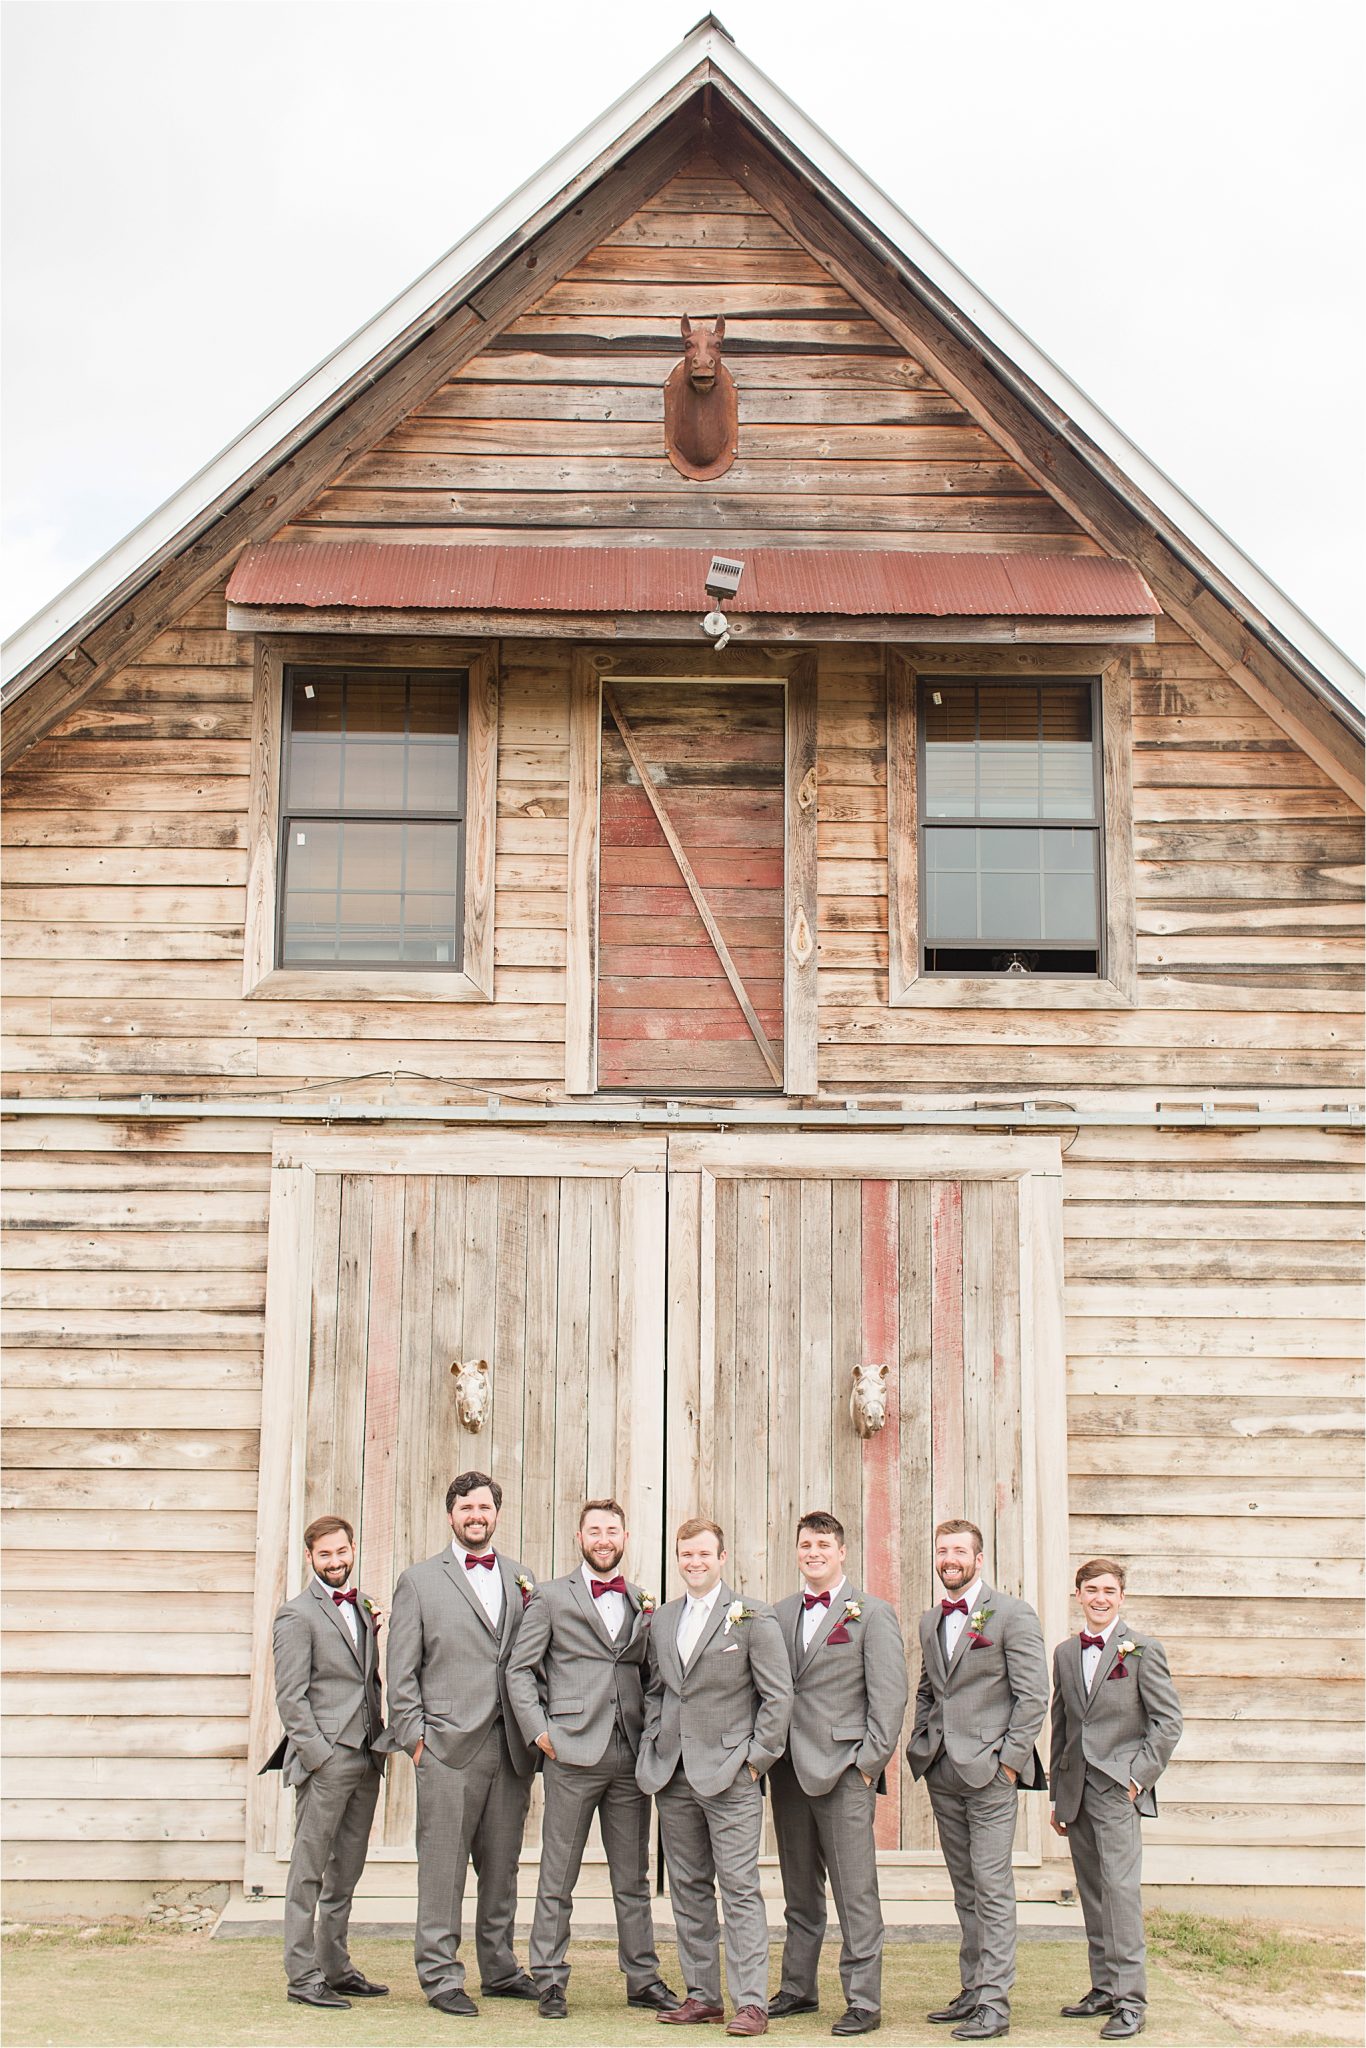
{"left": 721, "top": 1643, "right": 740, "bottom": 1653}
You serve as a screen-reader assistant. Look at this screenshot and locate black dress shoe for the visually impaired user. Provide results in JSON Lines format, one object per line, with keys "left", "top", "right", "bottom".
{"left": 631, "top": 1982, "right": 685, "bottom": 2012}
{"left": 1099, "top": 2010, "right": 1144, "bottom": 2040}
{"left": 950, "top": 2011, "right": 1010, "bottom": 2042}
{"left": 768, "top": 1992, "right": 819, "bottom": 2018}
{"left": 482, "top": 1974, "right": 539, "bottom": 1999}
{"left": 429, "top": 1989, "right": 479, "bottom": 2016}
{"left": 287, "top": 1986, "right": 350, "bottom": 2009}
{"left": 327, "top": 1970, "right": 389, "bottom": 1997}
{"left": 928, "top": 1991, "right": 977, "bottom": 2024}
{"left": 538, "top": 1988, "right": 569, "bottom": 2019}
{"left": 1061, "top": 1991, "right": 1116, "bottom": 2019}
{"left": 832, "top": 2011, "right": 880, "bottom": 2036}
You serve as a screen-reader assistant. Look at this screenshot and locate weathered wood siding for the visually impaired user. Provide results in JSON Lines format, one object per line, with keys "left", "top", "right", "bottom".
{"left": 2, "top": 151, "right": 1361, "bottom": 1897}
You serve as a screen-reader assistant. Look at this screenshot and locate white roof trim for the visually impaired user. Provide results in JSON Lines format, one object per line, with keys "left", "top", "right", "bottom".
{"left": 5, "top": 16, "right": 1362, "bottom": 724}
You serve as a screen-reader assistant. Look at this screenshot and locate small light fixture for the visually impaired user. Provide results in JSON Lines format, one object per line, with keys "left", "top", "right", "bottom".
{"left": 701, "top": 555, "right": 744, "bottom": 653}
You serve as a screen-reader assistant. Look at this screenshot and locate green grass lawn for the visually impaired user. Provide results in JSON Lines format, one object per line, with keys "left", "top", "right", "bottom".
{"left": 0, "top": 1929, "right": 1255, "bottom": 2048}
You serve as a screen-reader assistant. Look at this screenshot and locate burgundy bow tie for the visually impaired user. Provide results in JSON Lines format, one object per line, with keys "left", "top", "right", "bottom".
{"left": 464, "top": 1552, "right": 496, "bottom": 1571}
{"left": 591, "top": 1575, "right": 627, "bottom": 1599}
{"left": 803, "top": 1590, "right": 831, "bottom": 1610}
{"left": 332, "top": 1589, "right": 357, "bottom": 1606}
{"left": 941, "top": 1597, "right": 969, "bottom": 1616}
{"left": 1080, "top": 1632, "right": 1106, "bottom": 1650}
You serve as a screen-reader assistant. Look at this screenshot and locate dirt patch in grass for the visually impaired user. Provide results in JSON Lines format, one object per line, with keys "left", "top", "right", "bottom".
{"left": 1147, "top": 1911, "right": 1365, "bottom": 2046}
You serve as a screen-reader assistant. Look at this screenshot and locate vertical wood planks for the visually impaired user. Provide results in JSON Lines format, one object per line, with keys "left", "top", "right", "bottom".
{"left": 586, "top": 1175, "right": 620, "bottom": 1505}
{"left": 731, "top": 1179, "right": 770, "bottom": 1593}
{"left": 930, "top": 1182, "right": 966, "bottom": 1524}
{"left": 859, "top": 1178, "right": 902, "bottom": 1850}
{"left": 829, "top": 1179, "right": 864, "bottom": 1583}
{"left": 331, "top": 1177, "right": 374, "bottom": 1547}
{"left": 520, "top": 1179, "right": 560, "bottom": 1579}
{"left": 709, "top": 1175, "right": 739, "bottom": 1558}
{"left": 885, "top": 650, "right": 918, "bottom": 1001}
{"left": 491, "top": 1177, "right": 527, "bottom": 1551}
{"left": 785, "top": 655, "right": 819, "bottom": 1094}
{"left": 620, "top": 1168, "right": 667, "bottom": 1592}
{"left": 553, "top": 1178, "right": 593, "bottom": 1574}
{"left": 897, "top": 1178, "right": 935, "bottom": 1849}
{"left": 461, "top": 646, "right": 500, "bottom": 996}
{"left": 301, "top": 1174, "right": 344, "bottom": 1530}
{"left": 767, "top": 1177, "right": 802, "bottom": 1588}
{"left": 565, "top": 653, "right": 600, "bottom": 1094}
{"left": 991, "top": 1179, "right": 1023, "bottom": 1596}
{"left": 665, "top": 1170, "right": 703, "bottom": 1553}
{"left": 960, "top": 1180, "right": 996, "bottom": 1551}
{"left": 798, "top": 1178, "right": 833, "bottom": 1516}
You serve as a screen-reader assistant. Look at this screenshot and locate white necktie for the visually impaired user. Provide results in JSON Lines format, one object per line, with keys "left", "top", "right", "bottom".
{"left": 678, "top": 1599, "right": 706, "bottom": 1665}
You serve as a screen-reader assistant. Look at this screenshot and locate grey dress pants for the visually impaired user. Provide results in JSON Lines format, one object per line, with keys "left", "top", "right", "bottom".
{"left": 413, "top": 1721, "right": 533, "bottom": 2001}
{"left": 283, "top": 1744, "right": 382, "bottom": 1993}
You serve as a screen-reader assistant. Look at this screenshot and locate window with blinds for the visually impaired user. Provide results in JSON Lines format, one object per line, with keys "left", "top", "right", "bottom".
{"left": 276, "top": 666, "right": 467, "bottom": 968}
{"left": 918, "top": 678, "right": 1103, "bottom": 976}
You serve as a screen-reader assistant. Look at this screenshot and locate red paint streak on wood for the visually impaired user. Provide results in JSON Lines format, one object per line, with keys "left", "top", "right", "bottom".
{"left": 359, "top": 1177, "right": 405, "bottom": 1605}
{"left": 930, "top": 1182, "right": 965, "bottom": 1521}
{"left": 859, "top": 1178, "right": 901, "bottom": 1851}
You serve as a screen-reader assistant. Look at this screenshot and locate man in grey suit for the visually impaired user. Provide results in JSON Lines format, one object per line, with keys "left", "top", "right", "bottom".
{"left": 270, "top": 1512, "right": 388, "bottom": 2010}
{"left": 381, "top": 1470, "right": 540, "bottom": 2017}
{"left": 637, "top": 1516, "right": 794, "bottom": 2038}
{"left": 769, "top": 1511, "right": 908, "bottom": 2038}
{"left": 1050, "top": 1557, "right": 1183, "bottom": 2041}
{"left": 506, "top": 1495, "right": 681, "bottom": 2021}
{"left": 906, "top": 1519, "right": 1049, "bottom": 2042}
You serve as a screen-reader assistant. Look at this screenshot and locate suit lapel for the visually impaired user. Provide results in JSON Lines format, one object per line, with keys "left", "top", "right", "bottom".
{"left": 655, "top": 1598, "right": 685, "bottom": 1690}
{"left": 1085, "top": 1628, "right": 1123, "bottom": 1708}
{"left": 496, "top": 1555, "right": 519, "bottom": 1651}
{"left": 568, "top": 1566, "right": 617, "bottom": 1647}
{"left": 683, "top": 1583, "right": 731, "bottom": 1683}
{"left": 798, "top": 1585, "right": 846, "bottom": 1669}
{"left": 944, "top": 1582, "right": 991, "bottom": 1685}
{"left": 444, "top": 1547, "right": 499, "bottom": 1636}
{"left": 311, "top": 1578, "right": 363, "bottom": 1668}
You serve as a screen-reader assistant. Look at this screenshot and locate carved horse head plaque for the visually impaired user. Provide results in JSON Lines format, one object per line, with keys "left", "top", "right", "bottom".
{"left": 664, "top": 315, "right": 738, "bottom": 481}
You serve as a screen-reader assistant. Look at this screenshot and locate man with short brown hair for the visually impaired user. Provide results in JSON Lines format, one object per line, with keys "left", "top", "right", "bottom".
{"left": 506, "top": 1498, "right": 680, "bottom": 2020}
{"left": 907, "top": 1519, "right": 1048, "bottom": 2041}
{"left": 1050, "top": 1559, "right": 1182, "bottom": 2040}
{"left": 270, "top": 1513, "right": 387, "bottom": 2009}
{"left": 637, "top": 1517, "right": 793, "bottom": 2036}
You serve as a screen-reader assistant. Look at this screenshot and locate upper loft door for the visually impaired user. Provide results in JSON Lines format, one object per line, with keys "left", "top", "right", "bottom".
{"left": 566, "top": 649, "right": 818, "bottom": 1098}
{"left": 598, "top": 678, "right": 785, "bottom": 1091}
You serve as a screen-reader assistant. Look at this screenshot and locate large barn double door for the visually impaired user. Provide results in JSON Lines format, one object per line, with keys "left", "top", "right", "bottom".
{"left": 246, "top": 1130, "right": 1066, "bottom": 1894}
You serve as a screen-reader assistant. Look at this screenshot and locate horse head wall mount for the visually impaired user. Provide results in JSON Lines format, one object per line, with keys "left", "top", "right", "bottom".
{"left": 850, "top": 1361, "right": 890, "bottom": 1438}
{"left": 664, "top": 315, "right": 739, "bottom": 481}
{"left": 450, "top": 1357, "right": 491, "bottom": 1432}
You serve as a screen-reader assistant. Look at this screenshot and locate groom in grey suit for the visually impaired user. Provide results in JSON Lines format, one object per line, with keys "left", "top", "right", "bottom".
{"left": 906, "top": 1519, "right": 1049, "bottom": 2042}
{"left": 769, "top": 1511, "right": 908, "bottom": 2037}
{"left": 270, "top": 1512, "right": 388, "bottom": 2009}
{"left": 637, "top": 1516, "right": 793, "bottom": 2038}
{"left": 1050, "top": 1557, "right": 1183, "bottom": 2041}
{"left": 381, "top": 1470, "right": 540, "bottom": 2016}
{"left": 506, "top": 1496, "right": 681, "bottom": 2020}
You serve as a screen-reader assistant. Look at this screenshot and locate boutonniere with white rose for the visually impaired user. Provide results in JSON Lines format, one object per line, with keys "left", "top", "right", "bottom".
{"left": 363, "top": 1596, "right": 385, "bottom": 1634}
{"left": 826, "top": 1596, "right": 861, "bottom": 1646}
{"left": 638, "top": 1591, "right": 657, "bottom": 1621}
{"left": 1107, "top": 1638, "right": 1142, "bottom": 1681}
{"left": 723, "top": 1600, "right": 754, "bottom": 1635}
{"left": 515, "top": 1573, "right": 535, "bottom": 1610}
{"left": 968, "top": 1605, "right": 995, "bottom": 1647}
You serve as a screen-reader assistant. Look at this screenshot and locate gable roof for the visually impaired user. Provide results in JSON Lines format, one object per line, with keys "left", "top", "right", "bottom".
{"left": 3, "top": 15, "right": 1361, "bottom": 790}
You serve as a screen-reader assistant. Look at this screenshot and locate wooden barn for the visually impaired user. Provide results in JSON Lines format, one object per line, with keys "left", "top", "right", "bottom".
{"left": 2, "top": 19, "right": 1362, "bottom": 1928}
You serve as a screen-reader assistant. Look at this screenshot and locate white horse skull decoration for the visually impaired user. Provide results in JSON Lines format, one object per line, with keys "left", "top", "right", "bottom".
{"left": 450, "top": 1357, "right": 490, "bottom": 1432}
{"left": 850, "top": 1362, "right": 890, "bottom": 1437}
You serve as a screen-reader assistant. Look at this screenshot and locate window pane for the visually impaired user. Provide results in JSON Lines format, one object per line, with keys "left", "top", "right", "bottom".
{"left": 280, "top": 820, "right": 460, "bottom": 965}
{"left": 925, "top": 826, "right": 1097, "bottom": 945}
{"left": 923, "top": 679, "right": 1097, "bottom": 821}
{"left": 286, "top": 670, "right": 463, "bottom": 816}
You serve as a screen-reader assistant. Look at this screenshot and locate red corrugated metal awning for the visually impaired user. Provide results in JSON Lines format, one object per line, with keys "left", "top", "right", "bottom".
{"left": 227, "top": 542, "right": 1160, "bottom": 619}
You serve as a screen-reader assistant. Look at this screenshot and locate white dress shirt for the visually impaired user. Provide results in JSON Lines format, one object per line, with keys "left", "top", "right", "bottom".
{"left": 941, "top": 1576, "right": 983, "bottom": 1663}
{"left": 801, "top": 1574, "right": 847, "bottom": 1649}
{"left": 315, "top": 1574, "right": 359, "bottom": 1646}
{"left": 453, "top": 1539, "right": 504, "bottom": 1626}
{"left": 583, "top": 1559, "right": 627, "bottom": 1641}
{"left": 1082, "top": 1615, "right": 1120, "bottom": 1691}
{"left": 677, "top": 1581, "right": 724, "bottom": 1665}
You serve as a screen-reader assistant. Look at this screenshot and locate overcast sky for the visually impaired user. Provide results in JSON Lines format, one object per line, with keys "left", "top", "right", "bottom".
{"left": 3, "top": 0, "right": 1362, "bottom": 664}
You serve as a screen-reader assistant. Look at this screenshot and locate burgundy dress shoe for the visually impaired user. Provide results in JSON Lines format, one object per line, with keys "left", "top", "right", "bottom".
{"left": 658, "top": 1998, "right": 727, "bottom": 2024}
{"left": 727, "top": 2008, "right": 769, "bottom": 2038}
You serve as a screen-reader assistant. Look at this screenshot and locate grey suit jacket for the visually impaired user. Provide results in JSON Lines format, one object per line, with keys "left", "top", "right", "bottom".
{"left": 505, "top": 1569, "right": 651, "bottom": 1765}
{"left": 1049, "top": 1626, "right": 1183, "bottom": 1822}
{"left": 636, "top": 1581, "right": 793, "bottom": 1799}
{"left": 773, "top": 1583, "right": 908, "bottom": 1798}
{"left": 906, "top": 1581, "right": 1049, "bottom": 1790}
{"left": 270, "top": 1578, "right": 384, "bottom": 1788}
{"left": 380, "top": 1546, "right": 538, "bottom": 1780}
